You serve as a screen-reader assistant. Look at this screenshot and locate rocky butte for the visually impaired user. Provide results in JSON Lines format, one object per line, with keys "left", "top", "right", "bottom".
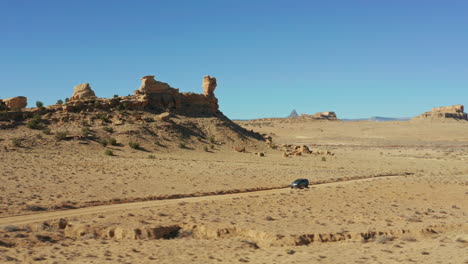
{"left": 413, "top": 104, "right": 467, "bottom": 121}
{"left": 0, "top": 75, "right": 222, "bottom": 124}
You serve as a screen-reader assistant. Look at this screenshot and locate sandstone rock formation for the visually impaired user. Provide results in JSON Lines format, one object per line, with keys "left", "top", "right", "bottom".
{"left": 135, "top": 76, "right": 172, "bottom": 94}
{"left": 202, "top": 76, "right": 217, "bottom": 96}
{"left": 70, "top": 83, "right": 96, "bottom": 101}
{"left": 300, "top": 111, "right": 337, "bottom": 120}
{"left": 432, "top": 104, "right": 464, "bottom": 113}
{"left": 3, "top": 96, "right": 27, "bottom": 110}
{"left": 132, "top": 75, "right": 219, "bottom": 114}
{"left": 414, "top": 104, "right": 467, "bottom": 121}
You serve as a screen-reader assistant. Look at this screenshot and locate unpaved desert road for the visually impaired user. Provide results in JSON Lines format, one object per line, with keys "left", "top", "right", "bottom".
{"left": 0, "top": 175, "right": 405, "bottom": 228}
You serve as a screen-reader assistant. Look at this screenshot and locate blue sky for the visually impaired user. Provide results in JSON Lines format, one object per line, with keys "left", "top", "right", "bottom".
{"left": 1, "top": 0, "right": 467, "bottom": 119}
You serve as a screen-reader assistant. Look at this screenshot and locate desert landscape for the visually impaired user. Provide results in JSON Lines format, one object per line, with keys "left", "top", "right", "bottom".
{"left": 0, "top": 74, "right": 466, "bottom": 264}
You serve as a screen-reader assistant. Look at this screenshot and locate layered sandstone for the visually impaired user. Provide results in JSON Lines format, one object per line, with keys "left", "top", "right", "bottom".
{"left": 70, "top": 83, "right": 96, "bottom": 101}
{"left": 414, "top": 104, "right": 467, "bottom": 121}
{"left": 131, "top": 75, "right": 219, "bottom": 114}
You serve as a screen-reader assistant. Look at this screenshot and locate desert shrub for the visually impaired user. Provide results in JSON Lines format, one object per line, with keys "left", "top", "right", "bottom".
{"left": 25, "top": 205, "right": 47, "bottom": 211}
{"left": 108, "top": 138, "right": 117, "bottom": 146}
{"left": 113, "top": 94, "right": 119, "bottom": 98}
{"left": 104, "top": 149, "right": 114, "bottom": 156}
{"left": 42, "top": 128, "right": 51, "bottom": 135}
{"left": 11, "top": 138, "right": 22, "bottom": 147}
{"left": 26, "top": 115, "right": 44, "bottom": 129}
{"left": 81, "top": 127, "right": 91, "bottom": 137}
{"left": 102, "top": 126, "right": 114, "bottom": 133}
{"left": 145, "top": 117, "right": 155, "bottom": 122}
{"left": 3, "top": 225, "right": 21, "bottom": 232}
{"left": 36, "top": 101, "right": 44, "bottom": 108}
{"left": 210, "top": 144, "right": 215, "bottom": 150}
{"left": 209, "top": 136, "right": 216, "bottom": 144}
{"left": 56, "top": 99, "right": 63, "bottom": 105}
{"left": 203, "top": 146, "right": 209, "bottom": 152}
{"left": 96, "top": 114, "right": 110, "bottom": 123}
{"left": 128, "top": 141, "right": 140, "bottom": 149}
{"left": 148, "top": 154, "right": 156, "bottom": 159}
{"left": 179, "top": 142, "right": 186, "bottom": 149}
{"left": 116, "top": 102, "right": 129, "bottom": 111}
{"left": 55, "top": 131, "right": 68, "bottom": 141}
{"left": 154, "top": 139, "right": 160, "bottom": 146}
{"left": 65, "top": 98, "right": 70, "bottom": 103}
{"left": 98, "top": 138, "right": 108, "bottom": 147}
{"left": 12, "top": 106, "right": 22, "bottom": 112}
{"left": 321, "top": 157, "right": 327, "bottom": 162}
{"left": 375, "top": 235, "right": 394, "bottom": 244}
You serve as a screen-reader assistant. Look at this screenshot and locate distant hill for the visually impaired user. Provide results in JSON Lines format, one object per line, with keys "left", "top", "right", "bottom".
{"left": 288, "top": 109, "right": 299, "bottom": 118}
{"left": 342, "top": 116, "right": 411, "bottom": 122}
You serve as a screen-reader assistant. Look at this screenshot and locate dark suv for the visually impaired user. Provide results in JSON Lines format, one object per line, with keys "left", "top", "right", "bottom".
{"left": 290, "top": 178, "right": 309, "bottom": 189}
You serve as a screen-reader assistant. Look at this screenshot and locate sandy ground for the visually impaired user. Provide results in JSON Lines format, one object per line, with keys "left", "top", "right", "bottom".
{"left": 0, "top": 119, "right": 467, "bottom": 263}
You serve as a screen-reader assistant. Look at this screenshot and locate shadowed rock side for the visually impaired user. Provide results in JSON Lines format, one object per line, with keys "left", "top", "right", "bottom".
{"left": 413, "top": 104, "right": 467, "bottom": 121}
{"left": 130, "top": 75, "right": 219, "bottom": 116}
{"left": 0, "top": 96, "right": 27, "bottom": 110}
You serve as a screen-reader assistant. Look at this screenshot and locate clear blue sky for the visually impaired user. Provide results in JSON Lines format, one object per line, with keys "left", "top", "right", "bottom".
{"left": 1, "top": 0, "right": 467, "bottom": 119}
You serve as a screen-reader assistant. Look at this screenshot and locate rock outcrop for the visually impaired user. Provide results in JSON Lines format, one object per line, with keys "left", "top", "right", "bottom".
{"left": 414, "top": 104, "right": 467, "bottom": 121}
{"left": 3, "top": 96, "right": 27, "bottom": 110}
{"left": 299, "top": 111, "right": 337, "bottom": 120}
{"left": 202, "top": 75, "right": 217, "bottom": 96}
{"left": 135, "top": 76, "right": 173, "bottom": 94}
{"left": 70, "top": 83, "right": 96, "bottom": 101}
{"left": 130, "top": 75, "right": 219, "bottom": 115}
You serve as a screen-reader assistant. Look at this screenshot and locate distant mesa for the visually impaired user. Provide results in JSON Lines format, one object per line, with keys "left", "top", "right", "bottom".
{"left": 251, "top": 110, "right": 337, "bottom": 122}
{"left": 413, "top": 104, "right": 467, "bottom": 121}
{"left": 287, "top": 109, "right": 299, "bottom": 118}
{"left": 286, "top": 110, "right": 337, "bottom": 120}
{"left": 302, "top": 111, "right": 337, "bottom": 120}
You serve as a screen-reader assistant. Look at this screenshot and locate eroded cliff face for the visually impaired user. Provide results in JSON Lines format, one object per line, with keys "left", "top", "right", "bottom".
{"left": 414, "top": 104, "right": 467, "bottom": 121}
{"left": 130, "top": 75, "right": 219, "bottom": 115}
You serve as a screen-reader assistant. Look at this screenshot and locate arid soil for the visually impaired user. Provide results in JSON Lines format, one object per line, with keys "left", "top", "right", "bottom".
{"left": 0, "top": 118, "right": 467, "bottom": 263}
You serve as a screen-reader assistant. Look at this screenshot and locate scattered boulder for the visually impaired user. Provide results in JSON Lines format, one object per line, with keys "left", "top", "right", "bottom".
{"left": 70, "top": 83, "right": 96, "bottom": 101}
{"left": 413, "top": 104, "right": 467, "bottom": 121}
{"left": 3, "top": 96, "right": 27, "bottom": 110}
{"left": 157, "top": 112, "right": 172, "bottom": 122}
{"left": 299, "top": 145, "right": 311, "bottom": 154}
{"left": 202, "top": 76, "right": 217, "bottom": 96}
{"left": 234, "top": 146, "right": 246, "bottom": 153}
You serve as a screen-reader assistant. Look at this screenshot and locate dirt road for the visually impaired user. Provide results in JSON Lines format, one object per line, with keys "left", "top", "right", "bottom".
{"left": 0, "top": 175, "right": 405, "bottom": 228}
